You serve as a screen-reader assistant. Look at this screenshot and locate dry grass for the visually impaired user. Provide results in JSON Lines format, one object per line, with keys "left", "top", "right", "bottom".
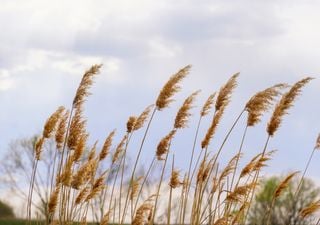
{"left": 26, "top": 64, "right": 318, "bottom": 225}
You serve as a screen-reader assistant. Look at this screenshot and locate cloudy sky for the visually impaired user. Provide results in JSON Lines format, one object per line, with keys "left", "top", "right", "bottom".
{"left": 1, "top": 0, "right": 320, "bottom": 182}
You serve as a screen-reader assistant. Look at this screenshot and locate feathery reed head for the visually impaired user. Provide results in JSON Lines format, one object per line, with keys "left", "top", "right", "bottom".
{"left": 48, "top": 185, "right": 60, "bottom": 215}
{"left": 85, "top": 173, "right": 106, "bottom": 201}
{"left": 300, "top": 200, "right": 320, "bottom": 218}
{"left": 72, "top": 64, "right": 102, "bottom": 109}
{"left": 55, "top": 110, "right": 69, "bottom": 150}
{"left": 156, "top": 130, "right": 176, "bottom": 160}
{"left": 156, "top": 65, "right": 191, "bottom": 110}
{"left": 201, "top": 106, "right": 225, "bottom": 149}
{"left": 112, "top": 134, "right": 127, "bottom": 163}
{"left": 130, "top": 176, "right": 143, "bottom": 200}
{"left": 215, "top": 73, "right": 239, "bottom": 111}
{"left": 67, "top": 108, "right": 86, "bottom": 151}
{"left": 245, "top": 83, "right": 288, "bottom": 126}
{"left": 314, "top": 133, "right": 320, "bottom": 150}
{"left": 100, "top": 210, "right": 112, "bottom": 225}
{"left": 75, "top": 187, "right": 89, "bottom": 205}
{"left": 132, "top": 202, "right": 153, "bottom": 225}
{"left": 169, "top": 169, "right": 182, "bottom": 188}
{"left": 72, "top": 132, "right": 88, "bottom": 163}
{"left": 127, "top": 116, "right": 137, "bottom": 133}
{"left": 174, "top": 90, "right": 200, "bottom": 129}
{"left": 43, "top": 106, "right": 65, "bottom": 139}
{"left": 99, "top": 130, "right": 115, "bottom": 161}
{"left": 134, "top": 104, "right": 154, "bottom": 131}
{"left": 219, "top": 153, "right": 241, "bottom": 182}
{"left": 267, "top": 77, "right": 313, "bottom": 136}
{"left": 201, "top": 92, "right": 216, "bottom": 117}
{"left": 35, "top": 137, "right": 44, "bottom": 160}
{"left": 274, "top": 171, "right": 299, "bottom": 198}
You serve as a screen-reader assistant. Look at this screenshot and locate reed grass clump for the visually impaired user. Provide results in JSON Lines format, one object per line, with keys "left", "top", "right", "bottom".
{"left": 26, "top": 64, "right": 317, "bottom": 225}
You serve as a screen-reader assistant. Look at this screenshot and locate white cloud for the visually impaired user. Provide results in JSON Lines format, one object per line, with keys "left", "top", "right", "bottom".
{"left": 0, "top": 70, "right": 15, "bottom": 91}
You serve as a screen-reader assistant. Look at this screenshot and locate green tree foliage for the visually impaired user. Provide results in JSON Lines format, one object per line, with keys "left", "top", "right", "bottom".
{"left": 248, "top": 176, "right": 319, "bottom": 225}
{"left": 0, "top": 200, "right": 15, "bottom": 218}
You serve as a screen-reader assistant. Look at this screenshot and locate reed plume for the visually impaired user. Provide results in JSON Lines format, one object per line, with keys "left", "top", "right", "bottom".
{"left": 130, "top": 176, "right": 143, "bottom": 200}
{"left": 267, "top": 77, "right": 313, "bottom": 136}
{"left": 215, "top": 73, "right": 239, "bottom": 111}
{"left": 99, "top": 130, "right": 115, "bottom": 161}
{"left": 201, "top": 92, "right": 216, "bottom": 117}
{"left": 169, "top": 170, "right": 182, "bottom": 188}
{"left": 315, "top": 133, "right": 320, "bottom": 150}
{"left": 201, "top": 107, "right": 224, "bottom": 149}
{"left": 72, "top": 64, "right": 102, "bottom": 109}
{"left": 132, "top": 202, "right": 153, "bottom": 225}
{"left": 134, "top": 105, "right": 154, "bottom": 131}
{"left": 156, "top": 65, "right": 191, "bottom": 110}
{"left": 75, "top": 187, "right": 89, "bottom": 205}
{"left": 274, "top": 172, "right": 299, "bottom": 198}
{"left": 245, "top": 84, "right": 287, "bottom": 126}
{"left": 127, "top": 116, "right": 137, "bottom": 133}
{"left": 43, "top": 106, "right": 65, "bottom": 139}
{"left": 174, "top": 90, "right": 200, "bottom": 129}
{"left": 156, "top": 130, "right": 176, "bottom": 160}
{"left": 86, "top": 173, "right": 106, "bottom": 201}
{"left": 55, "top": 110, "right": 69, "bottom": 150}
{"left": 48, "top": 185, "right": 60, "bottom": 214}
{"left": 67, "top": 108, "right": 86, "bottom": 151}
{"left": 112, "top": 135, "right": 127, "bottom": 163}
{"left": 300, "top": 200, "right": 320, "bottom": 218}
{"left": 100, "top": 210, "right": 112, "bottom": 225}
{"left": 35, "top": 137, "right": 45, "bottom": 160}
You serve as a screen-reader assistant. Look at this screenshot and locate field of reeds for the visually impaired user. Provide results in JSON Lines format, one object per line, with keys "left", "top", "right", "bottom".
{"left": 25, "top": 64, "right": 320, "bottom": 225}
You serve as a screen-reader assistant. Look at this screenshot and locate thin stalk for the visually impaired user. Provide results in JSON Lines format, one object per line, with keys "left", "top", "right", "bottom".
{"left": 118, "top": 132, "right": 133, "bottom": 225}
{"left": 266, "top": 196, "right": 276, "bottom": 225}
{"left": 182, "top": 116, "right": 202, "bottom": 221}
{"left": 133, "top": 157, "right": 156, "bottom": 218}
{"left": 121, "top": 107, "right": 157, "bottom": 223}
{"left": 150, "top": 145, "right": 171, "bottom": 225}
{"left": 167, "top": 155, "right": 175, "bottom": 225}
{"left": 243, "top": 134, "right": 271, "bottom": 224}
{"left": 294, "top": 147, "right": 316, "bottom": 198}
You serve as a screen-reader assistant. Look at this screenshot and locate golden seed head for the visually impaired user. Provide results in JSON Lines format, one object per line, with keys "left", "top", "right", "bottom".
{"left": 72, "top": 133, "right": 88, "bottom": 163}
{"left": 48, "top": 185, "right": 60, "bottom": 214}
{"left": 55, "top": 110, "right": 70, "bottom": 150}
{"left": 174, "top": 90, "right": 200, "bottom": 129}
{"left": 43, "top": 106, "right": 65, "bottom": 139}
{"left": 156, "top": 130, "right": 176, "bottom": 160}
{"left": 127, "top": 116, "right": 137, "bottom": 133}
{"left": 100, "top": 210, "right": 112, "bottom": 225}
{"left": 75, "top": 187, "right": 89, "bottom": 205}
{"left": 201, "top": 92, "right": 216, "bottom": 117}
{"left": 156, "top": 65, "right": 191, "bottom": 110}
{"left": 134, "top": 105, "right": 154, "bottom": 131}
{"left": 215, "top": 73, "right": 239, "bottom": 111}
{"left": 112, "top": 134, "right": 127, "bottom": 164}
{"left": 274, "top": 171, "right": 299, "bottom": 198}
{"left": 130, "top": 176, "right": 143, "bottom": 200}
{"left": 300, "top": 200, "right": 320, "bottom": 218}
{"left": 132, "top": 202, "right": 153, "bottom": 225}
{"left": 67, "top": 108, "right": 86, "bottom": 151}
{"left": 99, "top": 130, "right": 115, "bottom": 161}
{"left": 245, "top": 83, "right": 288, "bottom": 127}
{"left": 35, "top": 137, "right": 45, "bottom": 160}
{"left": 201, "top": 107, "right": 225, "bottom": 149}
{"left": 314, "top": 134, "right": 320, "bottom": 150}
{"left": 72, "top": 64, "right": 102, "bottom": 109}
{"left": 267, "top": 77, "right": 313, "bottom": 136}
{"left": 169, "top": 170, "right": 182, "bottom": 188}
